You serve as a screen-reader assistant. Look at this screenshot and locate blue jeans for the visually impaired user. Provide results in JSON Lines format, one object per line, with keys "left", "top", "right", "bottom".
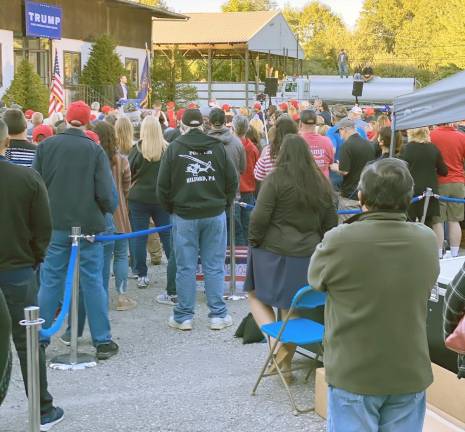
{"left": 39, "top": 230, "right": 111, "bottom": 346}
{"left": 128, "top": 200, "right": 171, "bottom": 278}
{"left": 338, "top": 63, "right": 348, "bottom": 78}
{"left": 172, "top": 212, "right": 228, "bottom": 322}
{"left": 166, "top": 233, "right": 177, "bottom": 296}
{"left": 328, "top": 386, "right": 426, "bottom": 432}
{"left": 237, "top": 192, "right": 255, "bottom": 245}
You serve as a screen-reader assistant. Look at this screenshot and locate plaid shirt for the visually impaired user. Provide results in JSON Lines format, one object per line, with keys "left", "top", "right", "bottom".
{"left": 443, "top": 262, "right": 465, "bottom": 378}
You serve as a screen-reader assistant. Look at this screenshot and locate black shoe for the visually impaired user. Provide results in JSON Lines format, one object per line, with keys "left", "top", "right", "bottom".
{"left": 96, "top": 341, "right": 119, "bottom": 360}
{"left": 41, "top": 406, "right": 64, "bottom": 431}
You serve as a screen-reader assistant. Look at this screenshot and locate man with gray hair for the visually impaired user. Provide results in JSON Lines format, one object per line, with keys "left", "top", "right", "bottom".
{"left": 330, "top": 118, "right": 375, "bottom": 221}
{"left": 0, "top": 118, "right": 64, "bottom": 429}
{"left": 308, "top": 158, "right": 439, "bottom": 432}
{"left": 157, "top": 109, "right": 238, "bottom": 331}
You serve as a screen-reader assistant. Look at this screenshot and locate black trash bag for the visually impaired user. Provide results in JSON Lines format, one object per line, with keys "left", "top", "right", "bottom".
{"left": 235, "top": 313, "right": 265, "bottom": 344}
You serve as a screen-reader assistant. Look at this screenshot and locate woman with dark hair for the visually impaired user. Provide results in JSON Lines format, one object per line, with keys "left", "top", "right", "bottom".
{"left": 253, "top": 116, "right": 298, "bottom": 181}
{"left": 245, "top": 134, "right": 337, "bottom": 380}
{"left": 94, "top": 121, "right": 136, "bottom": 311}
{"left": 399, "top": 127, "right": 448, "bottom": 231}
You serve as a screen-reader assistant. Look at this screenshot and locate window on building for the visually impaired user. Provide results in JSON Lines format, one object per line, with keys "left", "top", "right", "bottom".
{"left": 63, "top": 51, "right": 81, "bottom": 86}
{"left": 14, "top": 36, "right": 50, "bottom": 86}
{"left": 125, "top": 58, "right": 139, "bottom": 89}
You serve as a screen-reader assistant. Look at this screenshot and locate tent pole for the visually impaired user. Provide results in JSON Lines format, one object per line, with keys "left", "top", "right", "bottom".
{"left": 389, "top": 111, "right": 396, "bottom": 157}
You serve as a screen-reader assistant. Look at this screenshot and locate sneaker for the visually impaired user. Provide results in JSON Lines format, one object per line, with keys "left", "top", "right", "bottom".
{"left": 96, "top": 341, "right": 119, "bottom": 360}
{"left": 210, "top": 315, "right": 233, "bottom": 330}
{"left": 58, "top": 333, "right": 81, "bottom": 346}
{"left": 156, "top": 293, "right": 178, "bottom": 306}
{"left": 40, "top": 406, "right": 64, "bottom": 431}
{"left": 168, "top": 316, "right": 193, "bottom": 331}
{"left": 137, "top": 276, "right": 150, "bottom": 288}
{"left": 116, "top": 294, "right": 137, "bottom": 311}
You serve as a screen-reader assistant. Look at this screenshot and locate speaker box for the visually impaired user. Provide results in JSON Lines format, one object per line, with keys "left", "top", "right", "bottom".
{"left": 264, "top": 78, "right": 278, "bottom": 97}
{"left": 352, "top": 80, "right": 364, "bottom": 97}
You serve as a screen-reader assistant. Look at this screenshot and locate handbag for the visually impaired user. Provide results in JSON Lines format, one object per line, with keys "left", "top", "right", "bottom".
{"left": 445, "top": 315, "right": 465, "bottom": 354}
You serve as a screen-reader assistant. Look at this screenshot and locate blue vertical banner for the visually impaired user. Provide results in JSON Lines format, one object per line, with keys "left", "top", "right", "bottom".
{"left": 137, "top": 50, "right": 152, "bottom": 108}
{"left": 25, "top": 1, "right": 62, "bottom": 39}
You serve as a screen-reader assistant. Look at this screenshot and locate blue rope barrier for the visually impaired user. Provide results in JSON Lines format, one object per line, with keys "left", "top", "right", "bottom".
{"left": 436, "top": 195, "right": 465, "bottom": 204}
{"left": 411, "top": 195, "right": 424, "bottom": 204}
{"left": 92, "top": 224, "right": 173, "bottom": 242}
{"left": 40, "top": 243, "right": 79, "bottom": 338}
{"left": 337, "top": 209, "right": 362, "bottom": 215}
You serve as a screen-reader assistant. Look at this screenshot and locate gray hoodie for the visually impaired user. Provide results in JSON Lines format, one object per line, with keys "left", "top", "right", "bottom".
{"left": 207, "top": 127, "right": 246, "bottom": 178}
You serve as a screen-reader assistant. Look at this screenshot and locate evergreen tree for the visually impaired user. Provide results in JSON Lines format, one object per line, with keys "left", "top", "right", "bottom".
{"left": 2, "top": 59, "right": 49, "bottom": 114}
{"left": 152, "top": 48, "right": 197, "bottom": 105}
{"left": 80, "top": 35, "right": 126, "bottom": 93}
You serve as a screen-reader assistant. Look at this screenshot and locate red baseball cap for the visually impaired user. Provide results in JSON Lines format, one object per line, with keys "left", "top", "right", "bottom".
{"left": 66, "top": 101, "right": 91, "bottom": 126}
{"left": 222, "top": 104, "right": 231, "bottom": 112}
{"left": 290, "top": 100, "right": 299, "bottom": 109}
{"left": 32, "top": 125, "right": 54, "bottom": 143}
{"left": 85, "top": 130, "right": 100, "bottom": 144}
{"left": 279, "top": 102, "right": 288, "bottom": 111}
{"left": 253, "top": 102, "right": 262, "bottom": 111}
{"left": 101, "top": 105, "right": 112, "bottom": 114}
{"left": 25, "top": 109, "right": 34, "bottom": 120}
{"left": 187, "top": 102, "right": 198, "bottom": 109}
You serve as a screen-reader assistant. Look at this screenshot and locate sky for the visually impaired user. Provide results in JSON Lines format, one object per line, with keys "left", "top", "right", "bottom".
{"left": 164, "top": 0, "right": 364, "bottom": 28}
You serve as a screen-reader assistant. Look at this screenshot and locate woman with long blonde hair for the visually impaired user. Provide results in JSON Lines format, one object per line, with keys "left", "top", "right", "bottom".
{"left": 128, "top": 115, "right": 171, "bottom": 288}
{"left": 115, "top": 116, "right": 134, "bottom": 155}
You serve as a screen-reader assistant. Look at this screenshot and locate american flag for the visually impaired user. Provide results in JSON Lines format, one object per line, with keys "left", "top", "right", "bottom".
{"left": 49, "top": 49, "right": 64, "bottom": 116}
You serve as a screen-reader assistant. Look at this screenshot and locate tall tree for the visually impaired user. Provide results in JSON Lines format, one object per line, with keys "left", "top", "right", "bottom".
{"left": 221, "top": 0, "right": 276, "bottom": 12}
{"left": 138, "top": 0, "right": 169, "bottom": 8}
{"left": 80, "top": 34, "right": 126, "bottom": 94}
{"left": 2, "top": 59, "right": 49, "bottom": 114}
{"left": 284, "top": 2, "right": 350, "bottom": 68}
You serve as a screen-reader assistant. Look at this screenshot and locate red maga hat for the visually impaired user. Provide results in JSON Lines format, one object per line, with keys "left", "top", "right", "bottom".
{"left": 32, "top": 125, "right": 54, "bottom": 143}
{"left": 66, "top": 101, "right": 91, "bottom": 126}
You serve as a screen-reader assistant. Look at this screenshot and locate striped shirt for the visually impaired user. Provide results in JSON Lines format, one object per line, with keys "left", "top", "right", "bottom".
{"left": 443, "top": 262, "right": 465, "bottom": 378}
{"left": 254, "top": 145, "right": 275, "bottom": 181}
{"left": 5, "top": 140, "right": 36, "bottom": 168}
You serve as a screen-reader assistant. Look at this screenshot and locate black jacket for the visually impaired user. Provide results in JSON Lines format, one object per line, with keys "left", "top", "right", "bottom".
{"left": 157, "top": 128, "right": 238, "bottom": 219}
{"left": 33, "top": 128, "right": 113, "bottom": 234}
{"left": 0, "top": 156, "right": 51, "bottom": 270}
{"left": 128, "top": 143, "right": 162, "bottom": 204}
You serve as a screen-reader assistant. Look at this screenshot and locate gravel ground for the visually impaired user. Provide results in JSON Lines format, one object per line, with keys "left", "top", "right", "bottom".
{"left": 1, "top": 262, "right": 326, "bottom": 432}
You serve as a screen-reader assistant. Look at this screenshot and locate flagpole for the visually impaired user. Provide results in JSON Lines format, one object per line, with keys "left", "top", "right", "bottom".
{"left": 145, "top": 42, "right": 152, "bottom": 109}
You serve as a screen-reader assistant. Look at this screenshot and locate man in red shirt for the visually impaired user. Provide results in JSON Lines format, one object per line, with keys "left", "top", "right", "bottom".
{"left": 299, "top": 109, "right": 334, "bottom": 178}
{"left": 430, "top": 123, "right": 465, "bottom": 258}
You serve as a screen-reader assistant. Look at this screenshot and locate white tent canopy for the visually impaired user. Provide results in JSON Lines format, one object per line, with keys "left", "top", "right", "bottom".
{"left": 393, "top": 71, "right": 465, "bottom": 130}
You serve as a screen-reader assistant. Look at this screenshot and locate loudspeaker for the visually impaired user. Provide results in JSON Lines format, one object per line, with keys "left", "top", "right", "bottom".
{"left": 352, "top": 80, "right": 364, "bottom": 97}
{"left": 264, "top": 78, "right": 278, "bottom": 97}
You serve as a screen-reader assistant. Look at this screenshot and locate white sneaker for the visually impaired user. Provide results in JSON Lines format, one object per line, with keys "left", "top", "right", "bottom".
{"left": 210, "top": 315, "right": 233, "bottom": 330}
{"left": 156, "top": 293, "right": 178, "bottom": 306}
{"left": 168, "top": 316, "right": 193, "bottom": 331}
{"left": 137, "top": 276, "right": 150, "bottom": 288}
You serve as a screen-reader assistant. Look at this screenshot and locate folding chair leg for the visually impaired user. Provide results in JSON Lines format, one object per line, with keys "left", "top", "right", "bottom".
{"left": 304, "top": 346, "right": 322, "bottom": 383}
{"left": 251, "top": 336, "right": 281, "bottom": 395}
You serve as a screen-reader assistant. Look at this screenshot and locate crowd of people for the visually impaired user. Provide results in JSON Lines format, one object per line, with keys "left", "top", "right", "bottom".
{"left": 1, "top": 93, "right": 465, "bottom": 431}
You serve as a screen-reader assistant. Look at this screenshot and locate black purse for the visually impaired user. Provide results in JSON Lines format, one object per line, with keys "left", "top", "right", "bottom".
{"left": 234, "top": 313, "right": 265, "bottom": 344}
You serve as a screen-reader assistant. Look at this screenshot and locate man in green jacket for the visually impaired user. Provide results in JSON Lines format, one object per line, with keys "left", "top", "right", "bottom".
{"left": 308, "top": 158, "right": 438, "bottom": 432}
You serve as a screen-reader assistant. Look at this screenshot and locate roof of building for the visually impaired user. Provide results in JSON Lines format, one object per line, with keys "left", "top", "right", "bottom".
{"left": 153, "top": 11, "right": 280, "bottom": 45}
{"left": 113, "top": 0, "right": 188, "bottom": 20}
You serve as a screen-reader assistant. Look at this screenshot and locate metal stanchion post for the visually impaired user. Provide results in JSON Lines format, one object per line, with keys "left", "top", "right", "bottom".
{"left": 420, "top": 188, "right": 433, "bottom": 225}
{"left": 50, "top": 227, "right": 97, "bottom": 370}
{"left": 20, "top": 306, "right": 44, "bottom": 432}
{"left": 225, "top": 205, "right": 246, "bottom": 301}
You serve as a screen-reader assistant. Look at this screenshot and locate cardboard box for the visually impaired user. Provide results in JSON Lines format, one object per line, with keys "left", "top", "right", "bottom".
{"left": 427, "top": 363, "right": 465, "bottom": 424}
{"left": 314, "top": 364, "right": 465, "bottom": 432}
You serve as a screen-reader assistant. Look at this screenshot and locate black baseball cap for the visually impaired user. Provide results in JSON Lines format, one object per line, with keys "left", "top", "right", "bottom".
{"left": 209, "top": 108, "right": 226, "bottom": 127}
{"left": 300, "top": 109, "right": 317, "bottom": 125}
{"left": 182, "top": 109, "right": 203, "bottom": 127}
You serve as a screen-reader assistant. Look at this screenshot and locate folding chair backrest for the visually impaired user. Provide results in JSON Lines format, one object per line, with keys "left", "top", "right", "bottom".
{"left": 291, "top": 285, "right": 326, "bottom": 311}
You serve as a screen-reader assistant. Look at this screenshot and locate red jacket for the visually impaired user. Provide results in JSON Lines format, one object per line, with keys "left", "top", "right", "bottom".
{"left": 239, "top": 137, "right": 259, "bottom": 193}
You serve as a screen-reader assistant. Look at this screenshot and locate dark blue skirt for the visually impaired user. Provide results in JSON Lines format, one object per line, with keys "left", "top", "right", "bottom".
{"left": 244, "top": 247, "right": 311, "bottom": 309}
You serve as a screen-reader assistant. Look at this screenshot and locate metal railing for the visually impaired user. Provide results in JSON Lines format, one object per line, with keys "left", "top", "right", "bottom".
{"left": 64, "top": 84, "right": 115, "bottom": 108}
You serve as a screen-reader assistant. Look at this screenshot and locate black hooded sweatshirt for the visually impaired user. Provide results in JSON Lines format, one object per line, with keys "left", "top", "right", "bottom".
{"left": 157, "top": 128, "right": 238, "bottom": 219}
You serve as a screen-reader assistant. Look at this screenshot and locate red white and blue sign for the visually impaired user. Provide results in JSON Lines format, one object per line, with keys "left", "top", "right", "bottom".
{"left": 25, "top": 1, "right": 62, "bottom": 40}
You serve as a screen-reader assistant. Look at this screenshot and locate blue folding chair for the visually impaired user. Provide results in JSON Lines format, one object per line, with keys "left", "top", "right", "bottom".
{"left": 251, "top": 285, "right": 326, "bottom": 415}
